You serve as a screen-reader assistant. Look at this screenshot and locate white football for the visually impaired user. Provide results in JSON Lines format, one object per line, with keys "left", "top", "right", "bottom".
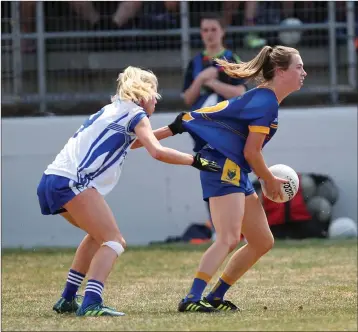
{"left": 259, "top": 164, "right": 299, "bottom": 203}
{"left": 328, "top": 217, "right": 358, "bottom": 239}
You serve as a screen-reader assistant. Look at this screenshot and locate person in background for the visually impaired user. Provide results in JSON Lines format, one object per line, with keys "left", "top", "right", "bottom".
{"left": 19, "top": 1, "right": 178, "bottom": 52}
{"left": 182, "top": 12, "right": 248, "bottom": 235}
{"left": 111, "top": 1, "right": 178, "bottom": 29}
{"left": 182, "top": 12, "right": 247, "bottom": 112}
{"left": 20, "top": 1, "right": 101, "bottom": 52}
{"left": 222, "top": 1, "right": 267, "bottom": 49}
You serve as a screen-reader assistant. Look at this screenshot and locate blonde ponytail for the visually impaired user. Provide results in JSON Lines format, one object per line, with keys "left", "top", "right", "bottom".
{"left": 215, "top": 45, "right": 299, "bottom": 83}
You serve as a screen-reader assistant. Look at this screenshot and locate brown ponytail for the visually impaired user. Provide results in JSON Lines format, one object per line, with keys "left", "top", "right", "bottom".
{"left": 215, "top": 45, "right": 299, "bottom": 83}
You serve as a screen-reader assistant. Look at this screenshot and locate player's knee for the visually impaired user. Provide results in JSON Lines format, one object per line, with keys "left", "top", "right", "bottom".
{"left": 113, "top": 234, "right": 126, "bottom": 249}
{"left": 255, "top": 234, "right": 274, "bottom": 255}
{"left": 102, "top": 234, "right": 126, "bottom": 256}
{"left": 86, "top": 234, "right": 98, "bottom": 244}
{"left": 102, "top": 240, "right": 125, "bottom": 257}
{"left": 217, "top": 234, "right": 241, "bottom": 252}
{"left": 228, "top": 236, "right": 242, "bottom": 252}
{"left": 265, "top": 234, "right": 275, "bottom": 252}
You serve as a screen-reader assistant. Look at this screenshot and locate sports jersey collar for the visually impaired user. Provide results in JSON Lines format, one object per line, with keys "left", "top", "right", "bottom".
{"left": 256, "top": 87, "right": 279, "bottom": 104}
{"left": 203, "top": 48, "right": 226, "bottom": 59}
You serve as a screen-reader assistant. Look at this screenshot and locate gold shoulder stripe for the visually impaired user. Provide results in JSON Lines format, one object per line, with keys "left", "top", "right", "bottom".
{"left": 248, "top": 125, "right": 270, "bottom": 134}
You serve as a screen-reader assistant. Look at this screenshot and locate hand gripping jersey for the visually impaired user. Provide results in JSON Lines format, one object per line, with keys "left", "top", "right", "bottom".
{"left": 182, "top": 88, "right": 279, "bottom": 172}
{"left": 45, "top": 100, "right": 147, "bottom": 196}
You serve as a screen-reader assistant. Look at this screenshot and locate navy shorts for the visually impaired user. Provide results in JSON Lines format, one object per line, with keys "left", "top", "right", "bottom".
{"left": 199, "top": 148, "right": 255, "bottom": 202}
{"left": 37, "top": 173, "right": 86, "bottom": 215}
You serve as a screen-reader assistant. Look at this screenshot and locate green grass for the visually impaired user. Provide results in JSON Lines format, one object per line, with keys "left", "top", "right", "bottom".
{"left": 2, "top": 239, "right": 357, "bottom": 331}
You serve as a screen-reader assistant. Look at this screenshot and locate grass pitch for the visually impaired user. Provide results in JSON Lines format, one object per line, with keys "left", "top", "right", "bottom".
{"left": 2, "top": 239, "right": 357, "bottom": 331}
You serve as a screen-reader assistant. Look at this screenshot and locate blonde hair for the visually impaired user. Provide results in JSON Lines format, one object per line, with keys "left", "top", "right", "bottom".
{"left": 111, "top": 66, "right": 161, "bottom": 103}
{"left": 215, "top": 45, "right": 299, "bottom": 83}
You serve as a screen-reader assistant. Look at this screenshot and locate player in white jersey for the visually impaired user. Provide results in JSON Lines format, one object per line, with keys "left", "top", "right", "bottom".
{"left": 37, "top": 66, "right": 221, "bottom": 317}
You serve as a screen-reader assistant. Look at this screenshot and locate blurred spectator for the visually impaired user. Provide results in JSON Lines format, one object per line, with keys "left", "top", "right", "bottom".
{"left": 281, "top": 2, "right": 315, "bottom": 22}
{"left": 19, "top": 1, "right": 179, "bottom": 52}
{"left": 222, "top": 1, "right": 267, "bottom": 48}
{"left": 182, "top": 12, "right": 247, "bottom": 111}
{"left": 111, "top": 1, "right": 143, "bottom": 29}
{"left": 20, "top": 1, "right": 101, "bottom": 52}
{"left": 281, "top": 1, "right": 295, "bottom": 19}
{"left": 113, "top": 1, "right": 179, "bottom": 30}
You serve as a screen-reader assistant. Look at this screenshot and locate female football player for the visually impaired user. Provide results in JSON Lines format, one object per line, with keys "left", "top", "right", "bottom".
{"left": 132, "top": 45, "right": 307, "bottom": 312}
{"left": 36, "top": 66, "right": 220, "bottom": 317}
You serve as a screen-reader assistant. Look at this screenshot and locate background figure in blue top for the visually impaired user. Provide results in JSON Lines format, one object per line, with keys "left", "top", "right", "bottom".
{"left": 137, "top": 45, "right": 307, "bottom": 312}
{"left": 182, "top": 12, "right": 247, "bottom": 112}
{"left": 182, "top": 12, "right": 248, "bottom": 233}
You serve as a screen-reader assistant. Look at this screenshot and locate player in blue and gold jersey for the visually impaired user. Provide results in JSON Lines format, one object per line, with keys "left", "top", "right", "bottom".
{"left": 133, "top": 45, "right": 307, "bottom": 313}
{"left": 181, "top": 87, "right": 279, "bottom": 175}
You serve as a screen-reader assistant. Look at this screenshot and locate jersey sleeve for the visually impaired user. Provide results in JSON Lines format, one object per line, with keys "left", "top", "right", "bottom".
{"left": 248, "top": 103, "right": 278, "bottom": 135}
{"left": 127, "top": 107, "right": 147, "bottom": 133}
{"left": 231, "top": 90, "right": 278, "bottom": 135}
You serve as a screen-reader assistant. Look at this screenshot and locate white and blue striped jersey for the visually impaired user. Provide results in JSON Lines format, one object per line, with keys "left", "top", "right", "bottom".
{"left": 45, "top": 100, "right": 147, "bottom": 196}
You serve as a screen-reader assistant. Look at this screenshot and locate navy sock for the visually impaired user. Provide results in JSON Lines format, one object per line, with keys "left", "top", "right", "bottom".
{"left": 184, "top": 272, "right": 211, "bottom": 303}
{"left": 206, "top": 273, "right": 234, "bottom": 301}
{"left": 82, "top": 279, "right": 104, "bottom": 309}
{"left": 62, "top": 269, "right": 85, "bottom": 302}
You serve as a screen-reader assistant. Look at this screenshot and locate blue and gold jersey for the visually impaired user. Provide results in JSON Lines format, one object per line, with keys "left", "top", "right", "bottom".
{"left": 182, "top": 87, "right": 279, "bottom": 172}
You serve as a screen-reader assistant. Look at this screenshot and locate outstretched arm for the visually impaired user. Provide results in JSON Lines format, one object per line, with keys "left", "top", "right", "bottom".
{"left": 131, "top": 112, "right": 187, "bottom": 150}
{"left": 133, "top": 117, "right": 220, "bottom": 172}
{"left": 131, "top": 126, "right": 172, "bottom": 149}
